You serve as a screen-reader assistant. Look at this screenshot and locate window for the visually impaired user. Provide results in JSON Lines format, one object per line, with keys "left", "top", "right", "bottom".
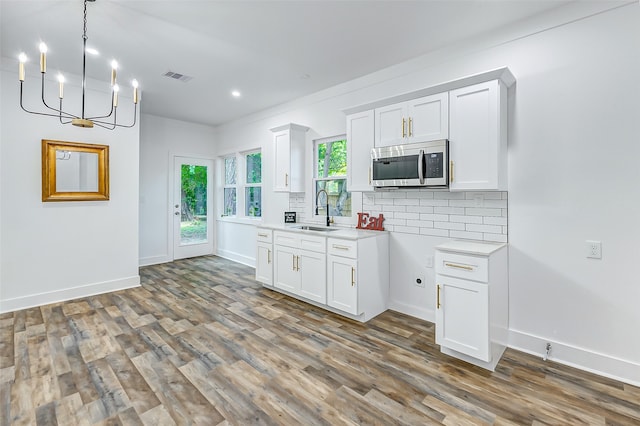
{"left": 223, "top": 156, "right": 236, "bottom": 216}
{"left": 314, "top": 136, "right": 351, "bottom": 218}
{"left": 221, "top": 149, "right": 262, "bottom": 219}
{"left": 245, "top": 151, "right": 262, "bottom": 217}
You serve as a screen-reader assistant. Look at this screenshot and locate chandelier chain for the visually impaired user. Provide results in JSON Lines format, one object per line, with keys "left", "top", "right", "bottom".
{"left": 83, "top": 0, "right": 88, "bottom": 41}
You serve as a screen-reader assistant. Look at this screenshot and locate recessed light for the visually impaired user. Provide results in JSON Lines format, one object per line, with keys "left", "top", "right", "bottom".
{"left": 86, "top": 47, "right": 99, "bottom": 55}
{"left": 231, "top": 90, "right": 241, "bottom": 98}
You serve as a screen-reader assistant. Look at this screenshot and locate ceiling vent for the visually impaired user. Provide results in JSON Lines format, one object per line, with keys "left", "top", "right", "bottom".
{"left": 163, "top": 71, "right": 193, "bottom": 83}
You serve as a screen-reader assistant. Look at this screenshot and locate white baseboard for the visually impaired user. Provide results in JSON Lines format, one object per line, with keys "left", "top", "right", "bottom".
{"left": 509, "top": 328, "right": 640, "bottom": 387}
{"left": 388, "top": 299, "right": 434, "bottom": 323}
{"left": 216, "top": 249, "right": 255, "bottom": 268}
{"left": 0, "top": 275, "right": 141, "bottom": 313}
{"left": 139, "top": 255, "right": 171, "bottom": 267}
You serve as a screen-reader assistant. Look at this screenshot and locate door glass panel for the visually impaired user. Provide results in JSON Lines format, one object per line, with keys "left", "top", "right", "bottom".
{"left": 180, "top": 164, "right": 208, "bottom": 245}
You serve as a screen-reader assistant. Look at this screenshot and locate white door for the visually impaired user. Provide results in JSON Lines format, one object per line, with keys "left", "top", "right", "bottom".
{"left": 274, "top": 246, "right": 299, "bottom": 293}
{"left": 346, "top": 110, "right": 374, "bottom": 192}
{"left": 298, "top": 250, "right": 326, "bottom": 304}
{"left": 435, "top": 275, "right": 490, "bottom": 362}
{"left": 173, "top": 156, "right": 214, "bottom": 260}
{"left": 256, "top": 242, "right": 273, "bottom": 286}
{"left": 407, "top": 92, "right": 449, "bottom": 143}
{"left": 327, "top": 255, "right": 358, "bottom": 315}
{"left": 374, "top": 102, "right": 406, "bottom": 147}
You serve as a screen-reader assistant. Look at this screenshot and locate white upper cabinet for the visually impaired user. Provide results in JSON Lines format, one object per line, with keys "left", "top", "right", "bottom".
{"left": 374, "top": 92, "right": 448, "bottom": 147}
{"left": 271, "top": 123, "right": 309, "bottom": 192}
{"left": 346, "top": 110, "right": 374, "bottom": 192}
{"left": 449, "top": 80, "right": 507, "bottom": 191}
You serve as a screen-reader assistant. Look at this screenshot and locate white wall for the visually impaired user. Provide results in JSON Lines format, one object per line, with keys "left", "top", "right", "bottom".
{"left": 214, "top": 3, "right": 640, "bottom": 384}
{"left": 0, "top": 68, "right": 140, "bottom": 312}
{"left": 139, "top": 113, "right": 216, "bottom": 266}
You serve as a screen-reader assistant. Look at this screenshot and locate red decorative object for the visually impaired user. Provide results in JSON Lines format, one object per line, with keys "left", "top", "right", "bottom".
{"left": 356, "top": 212, "right": 385, "bottom": 231}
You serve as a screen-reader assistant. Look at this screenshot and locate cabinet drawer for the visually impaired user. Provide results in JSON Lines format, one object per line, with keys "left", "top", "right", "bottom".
{"left": 327, "top": 238, "right": 357, "bottom": 259}
{"left": 256, "top": 228, "right": 273, "bottom": 243}
{"left": 300, "top": 235, "right": 326, "bottom": 253}
{"left": 274, "top": 231, "right": 298, "bottom": 248}
{"left": 435, "top": 251, "right": 488, "bottom": 282}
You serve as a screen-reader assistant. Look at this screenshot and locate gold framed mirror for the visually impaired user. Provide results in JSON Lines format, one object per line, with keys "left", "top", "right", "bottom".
{"left": 42, "top": 139, "right": 109, "bottom": 202}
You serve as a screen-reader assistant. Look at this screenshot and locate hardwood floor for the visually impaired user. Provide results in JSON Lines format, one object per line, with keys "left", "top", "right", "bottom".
{"left": 1, "top": 255, "right": 639, "bottom": 425}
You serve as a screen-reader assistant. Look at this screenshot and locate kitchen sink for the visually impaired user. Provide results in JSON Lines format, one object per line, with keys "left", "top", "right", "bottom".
{"left": 293, "top": 225, "right": 339, "bottom": 232}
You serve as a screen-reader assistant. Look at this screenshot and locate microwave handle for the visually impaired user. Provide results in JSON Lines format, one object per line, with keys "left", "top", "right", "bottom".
{"left": 418, "top": 149, "right": 425, "bottom": 184}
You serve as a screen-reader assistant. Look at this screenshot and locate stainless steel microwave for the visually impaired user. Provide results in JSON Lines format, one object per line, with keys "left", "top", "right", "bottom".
{"left": 371, "top": 140, "right": 448, "bottom": 188}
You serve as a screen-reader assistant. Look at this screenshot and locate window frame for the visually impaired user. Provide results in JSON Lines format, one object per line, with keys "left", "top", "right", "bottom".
{"left": 222, "top": 155, "right": 237, "bottom": 217}
{"left": 219, "top": 148, "right": 263, "bottom": 223}
{"left": 243, "top": 149, "right": 262, "bottom": 218}
{"left": 312, "top": 135, "right": 351, "bottom": 224}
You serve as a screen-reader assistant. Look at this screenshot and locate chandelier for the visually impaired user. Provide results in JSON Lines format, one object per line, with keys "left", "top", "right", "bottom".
{"left": 18, "top": 0, "right": 139, "bottom": 130}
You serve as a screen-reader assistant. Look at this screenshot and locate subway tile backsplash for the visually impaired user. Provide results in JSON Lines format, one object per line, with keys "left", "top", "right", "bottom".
{"left": 288, "top": 190, "right": 507, "bottom": 243}
{"left": 363, "top": 190, "right": 508, "bottom": 243}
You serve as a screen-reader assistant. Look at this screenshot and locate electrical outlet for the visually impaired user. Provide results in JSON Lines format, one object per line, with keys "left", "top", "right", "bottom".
{"left": 586, "top": 240, "right": 602, "bottom": 259}
{"left": 425, "top": 255, "right": 434, "bottom": 268}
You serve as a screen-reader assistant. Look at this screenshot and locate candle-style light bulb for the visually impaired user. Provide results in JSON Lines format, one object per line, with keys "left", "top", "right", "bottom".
{"left": 57, "top": 74, "right": 65, "bottom": 99}
{"left": 110, "top": 60, "right": 118, "bottom": 86}
{"left": 18, "top": 53, "right": 27, "bottom": 81}
{"left": 39, "top": 42, "right": 47, "bottom": 73}
{"left": 132, "top": 79, "right": 139, "bottom": 104}
{"left": 113, "top": 84, "right": 120, "bottom": 107}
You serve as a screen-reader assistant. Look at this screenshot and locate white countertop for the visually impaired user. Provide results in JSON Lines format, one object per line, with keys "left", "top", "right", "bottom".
{"left": 436, "top": 240, "right": 507, "bottom": 256}
{"left": 258, "top": 223, "right": 387, "bottom": 240}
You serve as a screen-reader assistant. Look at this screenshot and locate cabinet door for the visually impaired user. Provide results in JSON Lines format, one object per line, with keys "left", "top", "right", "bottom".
{"left": 273, "top": 130, "right": 291, "bottom": 191}
{"left": 449, "top": 80, "right": 504, "bottom": 191}
{"left": 346, "top": 110, "right": 374, "bottom": 192}
{"left": 298, "top": 250, "right": 326, "bottom": 304}
{"left": 256, "top": 242, "right": 273, "bottom": 286}
{"left": 327, "top": 255, "right": 358, "bottom": 315}
{"left": 407, "top": 93, "right": 448, "bottom": 143}
{"left": 274, "top": 246, "right": 299, "bottom": 293}
{"left": 374, "top": 103, "right": 406, "bottom": 147}
{"left": 435, "top": 275, "right": 490, "bottom": 362}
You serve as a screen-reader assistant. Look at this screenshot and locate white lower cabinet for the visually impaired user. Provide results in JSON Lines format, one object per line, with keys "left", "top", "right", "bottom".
{"left": 435, "top": 241, "right": 508, "bottom": 371}
{"left": 263, "top": 229, "right": 389, "bottom": 322}
{"left": 273, "top": 231, "right": 327, "bottom": 304}
{"left": 327, "top": 255, "right": 358, "bottom": 315}
{"left": 255, "top": 228, "right": 273, "bottom": 286}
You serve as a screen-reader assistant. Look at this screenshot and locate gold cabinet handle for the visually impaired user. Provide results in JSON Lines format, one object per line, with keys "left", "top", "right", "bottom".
{"left": 267, "top": 249, "right": 271, "bottom": 264}
{"left": 444, "top": 262, "right": 473, "bottom": 271}
{"left": 437, "top": 284, "right": 441, "bottom": 309}
{"left": 285, "top": 173, "right": 288, "bottom": 187}
{"left": 402, "top": 118, "right": 406, "bottom": 138}
{"left": 296, "top": 256, "right": 300, "bottom": 271}
{"left": 292, "top": 254, "right": 296, "bottom": 271}
{"left": 408, "top": 117, "right": 413, "bottom": 137}
{"left": 258, "top": 233, "right": 268, "bottom": 238}
{"left": 351, "top": 267, "right": 355, "bottom": 286}
{"left": 368, "top": 166, "right": 372, "bottom": 185}
{"left": 332, "top": 244, "right": 350, "bottom": 250}
{"left": 449, "top": 160, "right": 454, "bottom": 183}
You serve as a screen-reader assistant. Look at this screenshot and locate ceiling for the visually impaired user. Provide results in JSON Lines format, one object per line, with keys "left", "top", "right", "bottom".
{"left": 1, "top": 0, "right": 574, "bottom": 127}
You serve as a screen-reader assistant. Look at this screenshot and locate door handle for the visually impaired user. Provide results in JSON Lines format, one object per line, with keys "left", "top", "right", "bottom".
{"left": 408, "top": 117, "right": 413, "bottom": 137}
{"left": 368, "top": 166, "right": 372, "bottom": 185}
{"left": 351, "top": 267, "right": 355, "bottom": 286}
{"left": 444, "top": 262, "right": 473, "bottom": 271}
{"left": 285, "top": 173, "right": 288, "bottom": 186}
{"left": 295, "top": 256, "right": 300, "bottom": 271}
{"left": 450, "top": 160, "right": 454, "bottom": 183}
{"left": 292, "top": 254, "right": 296, "bottom": 271}
{"left": 402, "top": 118, "right": 406, "bottom": 138}
{"left": 437, "top": 284, "right": 441, "bottom": 309}
{"left": 418, "top": 149, "right": 424, "bottom": 185}
{"left": 267, "top": 249, "right": 271, "bottom": 264}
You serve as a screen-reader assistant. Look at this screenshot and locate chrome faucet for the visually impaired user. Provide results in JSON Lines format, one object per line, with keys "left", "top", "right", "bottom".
{"left": 315, "top": 189, "right": 331, "bottom": 226}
